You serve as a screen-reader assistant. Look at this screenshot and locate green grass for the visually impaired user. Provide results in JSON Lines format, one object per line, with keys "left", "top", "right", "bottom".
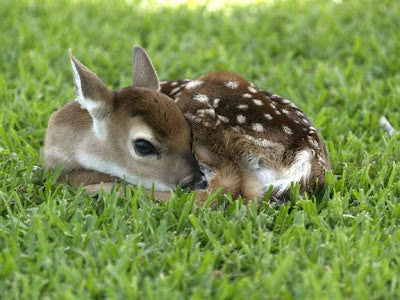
{"left": 1, "top": 0, "right": 400, "bottom": 298}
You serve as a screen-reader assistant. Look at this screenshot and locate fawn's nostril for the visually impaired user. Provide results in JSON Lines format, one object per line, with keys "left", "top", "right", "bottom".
{"left": 181, "top": 176, "right": 208, "bottom": 191}
{"left": 195, "top": 177, "right": 208, "bottom": 189}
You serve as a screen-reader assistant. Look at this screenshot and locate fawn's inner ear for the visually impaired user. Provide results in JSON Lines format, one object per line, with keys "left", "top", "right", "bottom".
{"left": 132, "top": 45, "right": 160, "bottom": 91}
{"left": 69, "top": 50, "right": 113, "bottom": 139}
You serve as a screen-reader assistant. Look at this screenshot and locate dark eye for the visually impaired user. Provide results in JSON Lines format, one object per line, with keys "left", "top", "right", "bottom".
{"left": 133, "top": 139, "right": 158, "bottom": 156}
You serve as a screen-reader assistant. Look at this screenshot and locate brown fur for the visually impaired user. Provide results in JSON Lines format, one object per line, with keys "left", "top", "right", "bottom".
{"left": 44, "top": 50, "right": 203, "bottom": 199}
{"left": 161, "top": 71, "right": 331, "bottom": 203}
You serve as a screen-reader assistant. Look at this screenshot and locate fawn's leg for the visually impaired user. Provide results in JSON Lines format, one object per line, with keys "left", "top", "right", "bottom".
{"left": 59, "top": 169, "right": 172, "bottom": 201}
{"left": 58, "top": 169, "right": 119, "bottom": 187}
{"left": 84, "top": 182, "right": 172, "bottom": 201}
{"left": 194, "top": 164, "right": 241, "bottom": 207}
{"left": 240, "top": 170, "right": 264, "bottom": 204}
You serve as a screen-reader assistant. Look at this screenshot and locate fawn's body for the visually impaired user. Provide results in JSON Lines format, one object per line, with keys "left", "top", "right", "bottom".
{"left": 160, "top": 71, "right": 330, "bottom": 201}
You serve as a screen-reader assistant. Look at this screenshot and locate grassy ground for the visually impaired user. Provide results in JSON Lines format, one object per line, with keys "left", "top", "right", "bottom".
{"left": 1, "top": 0, "right": 400, "bottom": 298}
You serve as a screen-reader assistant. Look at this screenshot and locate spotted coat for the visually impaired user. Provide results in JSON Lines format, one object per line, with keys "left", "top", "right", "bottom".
{"left": 160, "top": 71, "right": 330, "bottom": 200}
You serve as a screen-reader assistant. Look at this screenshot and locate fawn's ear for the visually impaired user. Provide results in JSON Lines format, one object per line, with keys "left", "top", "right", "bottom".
{"left": 69, "top": 50, "right": 113, "bottom": 120}
{"left": 132, "top": 45, "right": 159, "bottom": 91}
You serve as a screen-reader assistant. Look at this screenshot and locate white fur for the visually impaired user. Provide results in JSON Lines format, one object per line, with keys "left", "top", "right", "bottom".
{"left": 217, "top": 115, "right": 229, "bottom": 123}
{"left": 70, "top": 57, "right": 84, "bottom": 102}
{"left": 193, "top": 94, "right": 209, "bottom": 103}
{"left": 76, "top": 151, "right": 171, "bottom": 191}
{"left": 197, "top": 108, "right": 215, "bottom": 118}
{"left": 237, "top": 114, "right": 246, "bottom": 124}
{"left": 247, "top": 86, "right": 257, "bottom": 93}
{"left": 185, "top": 80, "right": 203, "bottom": 89}
{"left": 253, "top": 149, "right": 313, "bottom": 195}
{"left": 264, "top": 113, "right": 273, "bottom": 120}
{"left": 92, "top": 119, "right": 107, "bottom": 140}
{"left": 282, "top": 125, "right": 293, "bottom": 135}
{"left": 213, "top": 98, "right": 220, "bottom": 108}
{"left": 242, "top": 93, "right": 252, "bottom": 98}
{"left": 70, "top": 59, "right": 108, "bottom": 140}
{"left": 226, "top": 81, "right": 238, "bottom": 89}
{"left": 252, "top": 123, "right": 264, "bottom": 132}
{"left": 253, "top": 99, "right": 263, "bottom": 106}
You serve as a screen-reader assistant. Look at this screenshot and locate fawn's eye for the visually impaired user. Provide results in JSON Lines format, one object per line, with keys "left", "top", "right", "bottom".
{"left": 133, "top": 139, "right": 158, "bottom": 156}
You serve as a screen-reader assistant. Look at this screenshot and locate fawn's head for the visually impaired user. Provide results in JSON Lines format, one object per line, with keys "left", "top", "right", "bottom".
{"left": 69, "top": 46, "right": 205, "bottom": 191}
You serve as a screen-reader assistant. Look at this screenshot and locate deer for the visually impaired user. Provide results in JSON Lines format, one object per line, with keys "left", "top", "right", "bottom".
{"left": 43, "top": 49, "right": 207, "bottom": 200}
{"left": 142, "top": 51, "right": 332, "bottom": 203}
{"left": 45, "top": 46, "right": 330, "bottom": 205}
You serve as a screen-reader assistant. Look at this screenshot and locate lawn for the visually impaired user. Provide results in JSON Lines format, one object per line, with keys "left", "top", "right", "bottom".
{"left": 1, "top": 0, "right": 400, "bottom": 298}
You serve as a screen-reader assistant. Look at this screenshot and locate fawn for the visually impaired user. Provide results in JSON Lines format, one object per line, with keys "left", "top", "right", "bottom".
{"left": 43, "top": 49, "right": 206, "bottom": 199}
{"left": 137, "top": 51, "right": 331, "bottom": 202}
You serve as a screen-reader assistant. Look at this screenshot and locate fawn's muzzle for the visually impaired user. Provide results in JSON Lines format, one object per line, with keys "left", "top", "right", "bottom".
{"left": 181, "top": 165, "right": 208, "bottom": 190}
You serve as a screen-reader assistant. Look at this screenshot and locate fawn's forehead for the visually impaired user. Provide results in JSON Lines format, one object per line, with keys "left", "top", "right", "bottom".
{"left": 114, "top": 87, "right": 191, "bottom": 145}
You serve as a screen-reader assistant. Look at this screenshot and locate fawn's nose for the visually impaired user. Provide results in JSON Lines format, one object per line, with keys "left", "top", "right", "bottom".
{"left": 181, "top": 166, "right": 208, "bottom": 190}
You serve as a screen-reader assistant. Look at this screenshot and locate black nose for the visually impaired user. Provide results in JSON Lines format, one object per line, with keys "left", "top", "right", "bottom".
{"left": 194, "top": 177, "right": 208, "bottom": 189}
{"left": 181, "top": 176, "right": 208, "bottom": 190}
{"left": 181, "top": 163, "right": 209, "bottom": 191}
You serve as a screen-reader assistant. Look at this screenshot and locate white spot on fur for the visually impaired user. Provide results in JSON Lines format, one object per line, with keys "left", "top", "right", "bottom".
{"left": 170, "top": 81, "right": 178, "bottom": 86}
{"left": 275, "top": 110, "right": 282, "bottom": 115}
{"left": 238, "top": 104, "right": 248, "bottom": 110}
{"left": 244, "top": 135, "right": 280, "bottom": 148}
{"left": 252, "top": 123, "right": 264, "bottom": 132}
{"left": 242, "top": 93, "right": 252, "bottom": 98}
{"left": 213, "top": 98, "right": 220, "bottom": 108}
{"left": 231, "top": 126, "right": 241, "bottom": 132}
{"left": 184, "top": 112, "right": 202, "bottom": 123}
{"left": 217, "top": 115, "right": 229, "bottom": 123}
{"left": 282, "top": 125, "right": 293, "bottom": 135}
{"left": 282, "top": 99, "right": 291, "bottom": 104}
{"left": 295, "top": 110, "right": 304, "bottom": 117}
{"left": 264, "top": 113, "right": 273, "bottom": 120}
{"left": 186, "top": 80, "right": 203, "bottom": 89}
{"left": 281, "top": 108, "right": 289, "bottom": 115}
{"left": 170, "top": 87, "right": 181, "bottom": 94}
{"left": 269, "top": 103, "right": 277, "bottom": 109}
{"left": 253, "top": 99, "right": 263, "bottom": 106}
{"left": 237, "top": 114, "right": 246, "bottom": 124}
{"left": 226, "top": 80, "right": 239, "bottom": 89}
{"left": 302, "top": 118, "right": 309, "bottom": 124}
{"left": 248, "top": 86, "right": 257, "bottom": 93}
{"left": 197, "top": 108, "right": 215, "bottom": 118}
{"left": 193, "top": 94, "right": 209, "bottom": 103}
